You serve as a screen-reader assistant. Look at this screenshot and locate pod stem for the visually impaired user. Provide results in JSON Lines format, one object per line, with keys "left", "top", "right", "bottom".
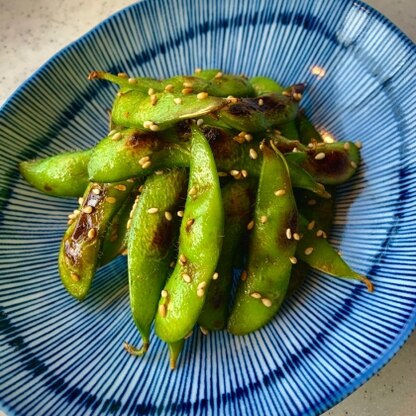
{"left": 168, "top": 339, "right": 185, "bottom": 370}
{"left": 123, "top": 341, "right": 149, "bottom": 356}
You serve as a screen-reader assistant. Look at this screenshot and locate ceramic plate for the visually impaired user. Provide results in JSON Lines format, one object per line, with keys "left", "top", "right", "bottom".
{"left": 0, "top": 0, "right": 415, "bottom": 415}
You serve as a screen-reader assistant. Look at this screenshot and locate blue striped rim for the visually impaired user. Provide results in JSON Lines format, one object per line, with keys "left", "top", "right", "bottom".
{"left": 1, "top": 0, "right": 415, "bottom": 415}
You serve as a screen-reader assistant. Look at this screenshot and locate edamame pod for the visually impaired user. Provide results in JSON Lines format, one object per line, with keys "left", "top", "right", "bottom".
{"left": 198, "top": 180, "right": 254, "bottom": 331}
{"left": 88, "top": 128, "right": 190, "bottom": 183}
{"left": 296, "top": 215, "right": 374, "bottom": 291}
{"left": 59, "top": 179, "right": 135, "bottom": 300}
{"left": 296, "top": 110, "right": 323, "bottom": 144}
{"left": 155, "top": 125, "right": 224, "bottom": 344}
{"left": 126, "top": 169, "right": 187, "bottom": 355}
{"left": 227, "top": 144, "right": 298, "bottom": 335}
{"left": 249, "top": 76, "right": 283, "bottom": 95}
{"left": 19, "top": 149, "right": 92, "bottom": 197}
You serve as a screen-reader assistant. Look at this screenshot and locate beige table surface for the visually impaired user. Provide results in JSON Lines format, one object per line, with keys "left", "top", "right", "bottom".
{"left": 0, "top": 1, "right": 415, "bottom": 415}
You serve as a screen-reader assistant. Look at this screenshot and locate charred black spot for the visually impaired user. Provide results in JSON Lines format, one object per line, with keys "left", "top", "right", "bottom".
{"left": 175, "top": 120, "right": 191, "bottom": 139}
{"left": 71, "top": 213, "right": 93, "bottom": 241}
{"left": 150, "top": 220, "right": 173, "bottom": 252}
{"left": 228, "top": 101, "right": 254, "bottom": 116}
{"left": 278, "top": 210, "right": 298, "bottom": 246}
{"left": 44, "top": 184, "right": 53, "bottom": 192}
{"left": 307, "top": 150, "right": 349, "bottom": 177}
{"left": 201, "top": 126, "right": 227, "bottom": 143}
{"left": 126, "top": 131, "right": 158, "bottom": 149}
{"left": 258, "top": 95, "right": 286, "bottom": 113}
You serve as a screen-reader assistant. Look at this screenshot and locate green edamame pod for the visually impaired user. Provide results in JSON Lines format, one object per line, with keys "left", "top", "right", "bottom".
{"left": 276, "top": 120, "right": 299, "bottom": 140}
{"left": 249, "top": 76, "right": 283, "bottom": 95}
{"left": 88, "top": 128, "right": 190, "bottom": 183}
{"left": 296, "top": 110, "right": 323, "bottom": 144}
{"left": 111, "top": 89, "right": 226, "bottom": 130}
{"left": 59, "top": 179, "right": 135, "bottom": 300}
{"left": 198, "top": 180, "right": 254, "bottom": 331}
{"left": 19, "top": 149, "right": 92, "bottom": 197}
{"left": 296, "top": 215, "right": 374, "bottom": 291}
{"left": 195, "top": 69, "right": 222, "bottom": 80}
{"left": 227, "top": 144, "right": 298, "bottom": 335}
{"left": 126, "top": 169, "right": 188, "bottom": 355}
{"left": 217, "top": 85, "right": 304, "bottom": 132}
{"left": 155, "top": 125, "right": 224, "bottom": 344}
{"left": 286, "top": 260, "right": 309, "bottom": 298}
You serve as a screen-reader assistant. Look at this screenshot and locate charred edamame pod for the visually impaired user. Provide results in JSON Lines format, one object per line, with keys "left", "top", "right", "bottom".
{"left": 227, "top": 144, "right": 298, "bottom": 335}
{"left": 59, "top": 179, "right": 135, "bottom": 300}
{"left": 155, "top": 125, "right": 224, "bottom": 350}
{"left": 198, "top": 180, "right": 254, "bottom": 331}
{"left": 19, "top": 149, "right": 92, "bottom": 197}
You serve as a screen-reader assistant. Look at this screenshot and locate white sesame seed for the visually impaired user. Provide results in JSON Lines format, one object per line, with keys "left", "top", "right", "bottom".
{"left": 197, "top": 92, "right": 209, "bottom": 100}
{"left": 118, "top": 72, "right": 128, "bottom": 78}
{"left": 164, "top": 84, "right": 174, "bottom": 92}
{"left": 292, "top": 147, "right": 298, "bottom": 152}
{"left": 233, "top": 135, "right": 246, "bottom": 144}
{"left": 115, "top": 184, "right": 127, "bottom": 191}
{"left": 143, "top": 121, "right": 152, "bottom": 128}
{"left": 82, "top": 206, "right": 93, "bottom": 214}
{"left": 260, "top": 215, "right": 268, "bottom": 224}
{"left": 182, "top": 88, "right": 193, "bottom": 95}
{"left": 127, "top": 178, "right": 135, "bottom": 183}
{"left": 108, "top": 129, "right": 118, "bottom": 136}
{"left": 286, "top": 228, "right": 292, "bottom": 239}
{"left": 106, "top": 197, "right": 117, "bottom": 204}
{"left": 149, "top": 123, "right": 160, "bottom": 132}
{"left": 154, "top": 170, "right": 164, "bottom": 175}
{"left": 314, "top": 152, "right": 326, "bottom": 160}
{"left": 128, "top": 78, "right": 137, "bottom": 85}
{"left": 121, "top": 248, "right": 128, "bottom": 256}
{"left": 195, "top": 67, "right": 202, "bottom": 74}
{"left": 78, "top": 197, "right": 84, "bottom": 205}
{"left": 249, "top": 148, "right": 258, "bottom": 160}
{"left": 150, "top": 94, "right": 158, "bottom": 105}
{"left": 316, "top": 229, "right": 324, "bottom": 237}
{"left": 350, "top": 161, "right": 357, "bottom": 169}
{"left": 148, "top": 88, "right": 155, "bottom": 96}
{"left": 182, "top": 273, "right": 191, "bottom": 283}
{"left": 147, "top": 207, "right": 159, "bottom": 214}
{"left": 141, "top": 161, "right": 152, "bottom": 169}
{"left": 197, "top": 288, "right": 205, "bottom": 297}
{"left": 126, "top": 219, "right": 131, "bottom": 229}
{"left": 212, "top": 272, "right": 219, "bottom": 280}
{"left": 70, "top": 272, "right": 80, "bottom": 282}
{"left": 164, "top": 211, "right": 173, "bottom": 221}
{"left": 173, "top": 97, "right": 182, "bottom": 105}
{"left": 73, "top": 209, "right": 80, "bottom": 215}
{"left": 177, "top": 210, "right": 184, "bottom": 217}
{"left": 87, "top": 228, "right": 96, "bottom": 239}
{"left": 188, "top": 186, "right": 197, "bottom": 197}
{"left": 289, "top": 256, "right": 298, "bottom": 264}
{"left": 197, "top": 281, "right": 207, "bottom": 290}
{"left": 261, "top": 298, "right": 272, "bottom": 307}
{"left": 293, "top": 232, "right": 300, "bottom": 241}
{"left": 241, "top": 170, "right": 248, "bottom": 178}
{"left": 304, "top": 247, "right": 314, "bottom": 255}
{"left": 200, "top": 326, "right": 209, "bottom": 335}
{"left": 355, "top": 140, "right": 362, "bottom": 149}
{"left": 230, "top": 169, "right": 240, "bottom": 177}
{"left": 250, "top": 292, "right": 262, "bottom": 299}
{"left": 244, "top": 134, "right": 253, "bottom": 142}
{"left": 159, "top": 304, "right": 167, "bottom": 317}
{"left": 183, "top": 81, "right": 193, "bottom": 88}
{"left": 139, "top": 156, "right": 150, "bottom": 165}
{"left": 343, "top": 142, "right": 351, "bottom": 150}
{"left": 258, "top": 98, "right": 264, "bottom": 106}
{"left": 247, "top": 220, "right": 255, "bottom": 230}
{"left": 274, "top": 189, "right": 286, "bottom": 197}
{"left": 214, "top": 72, "right": 223, "bottom": 79}
{"left": 68, "top": 213, "right": 78, "bottom": 220}
{"left": 307, "top": 199, "right": 317, "bottom": 206}
{"left": 293, "top": 92, "right": 302, "bottom": 101}
{"left": 307, "top": 220, "right": 315, "bottom": 230}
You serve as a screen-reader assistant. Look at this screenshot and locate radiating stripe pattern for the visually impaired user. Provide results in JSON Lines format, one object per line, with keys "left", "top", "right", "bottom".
{"left": 0, "top": 0, "right": 415, "bottom": 415}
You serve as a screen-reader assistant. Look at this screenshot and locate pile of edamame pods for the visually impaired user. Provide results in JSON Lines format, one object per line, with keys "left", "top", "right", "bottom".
{"left": 19, "top": 69, "right": 374, "bottom": 369}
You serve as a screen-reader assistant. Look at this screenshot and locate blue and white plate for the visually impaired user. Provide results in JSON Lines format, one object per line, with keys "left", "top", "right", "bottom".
{"left": 0, "top": 0, "right": 415, "bottom": 415}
